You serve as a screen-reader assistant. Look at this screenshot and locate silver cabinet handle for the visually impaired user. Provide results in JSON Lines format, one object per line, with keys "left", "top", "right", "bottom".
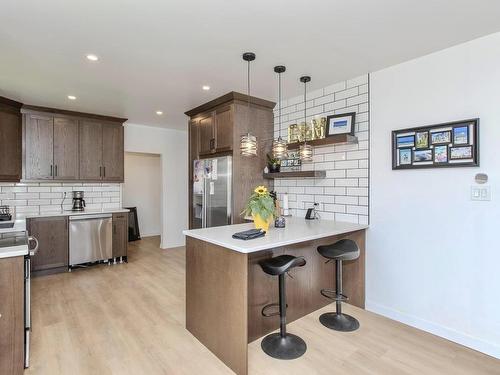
{"left": 50, "top": 165, "right": 53, "bottom": 177}
{"left": 28, "top": 236, "right": 39, "bottom": 256}
{"left": 55, "top": 165, "right": 58, "bottom": 177}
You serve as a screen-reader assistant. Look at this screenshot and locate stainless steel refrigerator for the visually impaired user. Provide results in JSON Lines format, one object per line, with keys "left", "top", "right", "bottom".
{"left": 192, "top": 156, "right": 232, "bottom": 229}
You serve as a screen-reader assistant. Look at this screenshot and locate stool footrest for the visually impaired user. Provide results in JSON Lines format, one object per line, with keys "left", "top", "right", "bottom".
{"left": 320, "top": 289, "right": 348, "bottom": 302}
{"left": 261, "top": 302, "right": 287, "bottom": 317}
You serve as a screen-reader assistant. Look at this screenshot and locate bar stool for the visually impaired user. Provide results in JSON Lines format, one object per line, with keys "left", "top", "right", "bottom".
{"left": 259, "top": 254, "right": 307, "bottom": 360}
{"left": 317, "top": 239, "right": 360, "bottom": 332}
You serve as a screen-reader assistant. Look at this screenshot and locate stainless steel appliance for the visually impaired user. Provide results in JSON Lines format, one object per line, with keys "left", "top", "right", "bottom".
{"left": 72, "top": 191, "right": 86, "bottom": 211}
{"left": 69, "top": 214, "right": 112, "bottom": 266}
{"left": 192, "top": 156, "right": 232, "bottom": 229}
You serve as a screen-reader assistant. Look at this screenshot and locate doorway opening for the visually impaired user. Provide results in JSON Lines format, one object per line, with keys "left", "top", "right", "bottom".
{"left": 123, "top": 152, "right": 162, "bottom": 243}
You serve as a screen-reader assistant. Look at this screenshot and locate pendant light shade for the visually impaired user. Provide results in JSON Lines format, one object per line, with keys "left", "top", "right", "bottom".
{"left": 272, "top": 65, "right": 288, "bottom": 160}
{"left": 299, "top": 75, "right": 313, "bottom": 162}
{"left": 240, "top": 52, "right": 258, "bottom": 157}
{"left": 299, "top": 143, "right": 313, "bottom": 161}
{"left": 240, "top": 133, "right": 257, "bottom": 156}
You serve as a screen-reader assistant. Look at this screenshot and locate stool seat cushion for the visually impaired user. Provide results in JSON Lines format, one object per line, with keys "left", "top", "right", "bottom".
{"left": 259, "top": 255, "right": 306, "bottom": 276}
{"left": 317, "top": 239, "right": 360, "bottom": 261}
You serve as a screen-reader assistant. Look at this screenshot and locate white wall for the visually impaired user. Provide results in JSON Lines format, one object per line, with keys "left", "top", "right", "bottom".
{"left": 273, "top": 75, "right": 369, "bottom": 224}
{"left": 369, "top": 32, "right": 500, "bottom": 358}
{"left": 124, "top": 124, "right": 188, "bottom": 249}
{"left": 123, "top": 152, "right": 161, "bottom": 237}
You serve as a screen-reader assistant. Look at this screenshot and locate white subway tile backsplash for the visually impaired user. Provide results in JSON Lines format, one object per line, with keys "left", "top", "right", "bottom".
{"left": 324, "top": 81, "right": 346, "bottom": 95}
{"left": 273, "top": 74, "right": 369, "bottom": 224}
{"left": 1, "top": 182, "right": 122, "bottom": 219}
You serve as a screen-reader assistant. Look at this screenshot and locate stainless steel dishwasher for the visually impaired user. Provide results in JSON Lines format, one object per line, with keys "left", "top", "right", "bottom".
{"left": 69, "top": 214, "right": 112, "bottom": 266}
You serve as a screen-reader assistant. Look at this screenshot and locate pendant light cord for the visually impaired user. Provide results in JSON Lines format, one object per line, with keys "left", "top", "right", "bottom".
{"left": 303, "top": 79, "right": 307, "bottom": 145}
{"left": 247, "top": 59, "right": 250, "bottom": 133}
{"left": 278, "top": 72, "right": 282, "bottom": 139}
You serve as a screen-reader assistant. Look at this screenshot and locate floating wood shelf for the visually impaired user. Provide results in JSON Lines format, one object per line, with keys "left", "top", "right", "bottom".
{"left": 286, "top": 134, "right": 358, "bottom": 150}
{"left": 263, "top": 170, "right": 326, "bottom": 179}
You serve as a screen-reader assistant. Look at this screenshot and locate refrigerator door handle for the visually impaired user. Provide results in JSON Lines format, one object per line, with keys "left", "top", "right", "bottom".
{"left": 202, "top": 176, "right": 207, "bottom": 228}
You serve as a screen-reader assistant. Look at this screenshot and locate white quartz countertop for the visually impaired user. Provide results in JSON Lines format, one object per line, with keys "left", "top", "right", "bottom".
{"left": 24, "top": 208, "right": 129, "bottom": 219}
{"left": 0, "top": 245, "right": 28, "bottom": 259}
{"left": 183, "top": 217, "right": 368, "bottom": 253}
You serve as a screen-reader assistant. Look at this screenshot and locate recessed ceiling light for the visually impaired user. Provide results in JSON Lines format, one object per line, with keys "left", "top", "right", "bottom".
{"left": 202, "top": 85, "right": 210, "bottom": 91}
{"left": 86, "top": 54, "right": 99, "bottom": 61}
{"left": 67, "top": 95, "right": 77, "bottom": 100}
{"left": 156, "top": 111, "right": 163, "bottom": 115}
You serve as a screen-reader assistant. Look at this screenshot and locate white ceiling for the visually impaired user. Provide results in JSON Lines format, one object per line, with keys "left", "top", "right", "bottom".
{"left": 1, "top": 0, "right": 499, "bottom": 130}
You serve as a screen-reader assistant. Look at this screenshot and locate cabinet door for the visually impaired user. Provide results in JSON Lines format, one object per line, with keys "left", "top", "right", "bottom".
{"left": 198, "top": 113, "right": 214, "bottom": 155}
{"left": 25, "top": 114, "right": 54, "bottom": 180}
{"left": 102, "top": 124, "right": 124, "bottom": 182}
{"left": 28, "top": 216, "right": 69, "bottom": 272}
{"left": 112, "top": 213, "right": 128, "bottom": 258}
{"left": 79, "top": 120, "right": 103, "bottom": 180}
{"left": 215, "top": 105, "right": 233, "bottom": 151}
{"left": 0, "top": 256, "right": 24, "bottom": 375}
{"left": 0, "top": 108, "right": 21, "bottom": 181}
{"left": 53, "top": 117, "right": 79, "bottom": 180}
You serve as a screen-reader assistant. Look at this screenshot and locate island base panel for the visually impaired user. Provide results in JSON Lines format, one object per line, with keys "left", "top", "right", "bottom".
{"left": 185, "top": 237, "right": 249, "bottom": 375}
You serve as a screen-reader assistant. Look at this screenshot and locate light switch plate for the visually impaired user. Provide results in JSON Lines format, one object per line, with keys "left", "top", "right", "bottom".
{"left": 471, "top": 186, "right": 491, "bottom": 201}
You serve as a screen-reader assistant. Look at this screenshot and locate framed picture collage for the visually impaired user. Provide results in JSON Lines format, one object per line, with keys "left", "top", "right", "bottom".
{"left": 392, "top": 119, "right": 479, "bottom": 170}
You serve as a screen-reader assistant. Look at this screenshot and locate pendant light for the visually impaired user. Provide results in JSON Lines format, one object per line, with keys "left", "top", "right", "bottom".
{"left": 299, "top": 75, "right": 313, "bottom": 162}
{"left": 240, "top": 52, "right": 258, "bottom": 157}
{"left": 271, "top": 65, "right": 288, "bottom": 160}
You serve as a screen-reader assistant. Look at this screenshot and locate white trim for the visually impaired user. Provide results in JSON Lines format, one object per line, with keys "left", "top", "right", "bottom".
{"left": 366, "top": 300, "right": 500, "bottom": 359}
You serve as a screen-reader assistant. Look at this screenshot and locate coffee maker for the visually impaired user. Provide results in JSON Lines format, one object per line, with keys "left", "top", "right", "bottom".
{"left": 72, "top": 191, "right": 86, "bottom": 211}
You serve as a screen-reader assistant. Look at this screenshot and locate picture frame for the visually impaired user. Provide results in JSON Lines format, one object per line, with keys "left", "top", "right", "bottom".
{"left": 415, "top": 131, "right": 429, "bottom": 149}
{"left": 430, "top": 130, "right": 451, "bottom": 145}
{"left": 433, "top": 145, "right": 448, "bottom": 163}
{"left": 396, "top": 135, "right": 415, "bottom": 148}
{"left": 453, "top": 126, "right": 469, "bottom": 145}
{"left": 450, "top": 146, "right": 473, "bottom": 160}
{"left": 325, "top": 112, "right": 355, "bottom": 137}
{"left": 399, "top": 148, "right": 412, "bottom": 165}
{"left": 392, "top": 118, "right": 479, "bottom": 169}
{"left": 413, "top": 149, "right": 432, "bottom": 162}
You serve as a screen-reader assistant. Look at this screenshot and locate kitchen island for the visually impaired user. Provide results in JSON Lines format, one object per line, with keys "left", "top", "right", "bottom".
{"left": 183, "top": 217, "right": 368, "bottom": 375}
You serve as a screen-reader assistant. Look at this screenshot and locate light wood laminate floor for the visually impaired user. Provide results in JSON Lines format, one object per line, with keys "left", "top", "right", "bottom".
{"left": 27, "top": 237, "right": 499, "bottom": 375}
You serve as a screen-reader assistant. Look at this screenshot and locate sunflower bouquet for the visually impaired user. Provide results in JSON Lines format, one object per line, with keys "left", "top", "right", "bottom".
{"left": 241, "top": 185, "right": 275, "bottom": 232}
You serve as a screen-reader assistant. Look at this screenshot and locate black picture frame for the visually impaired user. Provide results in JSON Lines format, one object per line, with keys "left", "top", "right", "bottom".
{"left": 453, "top": 126, "right": 469, "bottom": 145}
{"left": 392, "top": 118, "right": 479, "bottom": 170}
{"left": 450, "top": 145, "right": 473, "bottom": 160}
{"left": 325, "top": 112, "right": 356, "bottom": 137}
{"left": 430, "top": 130, "right": 451, "bottom": 145}
{"left": 415, "top": 131, "right": 429, "bottom": 149}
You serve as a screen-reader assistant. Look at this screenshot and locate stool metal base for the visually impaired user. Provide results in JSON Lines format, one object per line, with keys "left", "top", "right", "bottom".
{"left": 319, "top": 312, "right": 360, "bottom": 332}
{"left": 261, "top": 333, "right": 307, "bottom": 360}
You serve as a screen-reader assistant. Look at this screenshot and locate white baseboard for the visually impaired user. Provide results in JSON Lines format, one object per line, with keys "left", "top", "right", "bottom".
{"left": 365, "top": 300, "right": 500, "bottom": 359}
{"left": 141, "top": 233, "right": 161, "bottom": 238}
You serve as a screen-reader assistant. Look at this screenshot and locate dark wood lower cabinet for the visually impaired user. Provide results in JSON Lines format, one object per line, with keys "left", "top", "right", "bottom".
{"left": 27, "top": 216, "right": 69, "bottom": 275}
{"left": 112, "top": 213, "right": 128, "bottom": 258}
{"left": 0, "top": 256, "right": 24, "bottom": 375}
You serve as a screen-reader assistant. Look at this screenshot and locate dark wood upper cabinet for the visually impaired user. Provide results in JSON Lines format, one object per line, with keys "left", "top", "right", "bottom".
{"left": 0, "top": 97, "right": 22, "bottom": 182}
{"left": 112, "top": 213, "right": 128, "bottom": 258}
{"left": 27, "top": 216, "right": 69, "bottom": 273}
{"left": 53, "top": 117, "right": 79, "bottom": 180}
{"left": 198, "top": 113, "right": 214, "bottom": 155}
{"left": 78, "top": 119, "right": 103, "bottom": 181}
{"left": 21, "top": 105, "right": 126, "bottom": 182}
{"left": 102, "top": 124, "right": 124, "bottom": 181}
{"left": 214, "top": 105, "right": 233, "bottom": 151}
{"left": 24, "top": 113, "right": 54, "bottom": 180}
